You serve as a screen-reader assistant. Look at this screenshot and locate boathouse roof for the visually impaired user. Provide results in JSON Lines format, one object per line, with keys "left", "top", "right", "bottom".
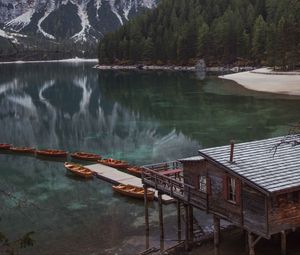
{"left": 198, "top": 136, "right": 300, "bottom": 194}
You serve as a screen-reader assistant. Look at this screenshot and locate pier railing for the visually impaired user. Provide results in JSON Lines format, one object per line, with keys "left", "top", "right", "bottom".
{"left": 142, "top": 162, "right": 207, "bottom": 209}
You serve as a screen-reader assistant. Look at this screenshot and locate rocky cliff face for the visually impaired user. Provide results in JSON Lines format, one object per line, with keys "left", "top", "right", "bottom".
{"left": 0, "top": 0, "right": 157, "bottom": 60}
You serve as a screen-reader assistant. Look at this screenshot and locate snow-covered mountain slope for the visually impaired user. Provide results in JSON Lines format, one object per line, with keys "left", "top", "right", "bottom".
{"left": 0, "top": 0, "right": 157, "bottom": 43}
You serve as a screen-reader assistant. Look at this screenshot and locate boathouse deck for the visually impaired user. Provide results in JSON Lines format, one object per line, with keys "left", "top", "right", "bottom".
{"left": 87, "top": 163, "right": 174, "bottom": 202}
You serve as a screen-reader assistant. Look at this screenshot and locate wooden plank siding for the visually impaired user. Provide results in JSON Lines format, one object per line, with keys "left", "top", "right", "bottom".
{"left": 268, "top": 193, "right": 300, "bottom": 234}
{"left": 182, "top": 159, "right": 268, "bottom": 238}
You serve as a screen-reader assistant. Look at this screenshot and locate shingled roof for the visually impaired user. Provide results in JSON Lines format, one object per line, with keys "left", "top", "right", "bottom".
{"left": 198, "top": 136, "right": 300, "bottom": 194}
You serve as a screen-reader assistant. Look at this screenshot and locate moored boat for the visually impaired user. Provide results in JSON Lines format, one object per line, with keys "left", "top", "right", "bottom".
{"left": 64, "top": 162, "right": 94, "bottom": 178}
{"left": 112, "top": 184, "right": 154, "bottom": 200}
{"left": 98, "top": 158, "right": 129, "bottom": 169}
{"left": 71, "top": 152, "right": 102, "bottom": 161}
{"left": 10, "top": 147, "right": 36, "bottom": 154}
{"left": 36, "top": 149, "right": 68, "bottom": 157}
{"left": 127, "top": 166, "right": 144, "bottom": 177}
{"left": 0, "top": 143, "right": 12, "bottom": 150}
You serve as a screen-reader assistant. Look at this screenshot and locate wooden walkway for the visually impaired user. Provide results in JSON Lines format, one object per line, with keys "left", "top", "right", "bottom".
{"left": 86, "top": 163, "right": 174, "bottom": 203}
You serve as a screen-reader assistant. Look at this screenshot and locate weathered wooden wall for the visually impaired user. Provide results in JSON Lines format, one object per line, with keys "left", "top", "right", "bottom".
{"left": 269, "top": 193, "right": 300, "bottom": 234}
{"left": 243, "top": 184, "right": 267, "bottom": 235}
{"left": 182, "top": 160, "right": 268, "bottom": 237}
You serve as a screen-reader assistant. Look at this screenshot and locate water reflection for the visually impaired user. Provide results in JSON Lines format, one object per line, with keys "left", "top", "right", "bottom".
{"left": 0, "top": 63, "right": 200, "bottom": 164}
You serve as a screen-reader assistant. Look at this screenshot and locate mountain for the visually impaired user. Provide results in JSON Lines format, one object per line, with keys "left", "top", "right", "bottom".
{"left": 98, "top": 0, "right": 300, "bottom": 69}
{"left": 0, "top": 0, "right": 157, "bottom": 61}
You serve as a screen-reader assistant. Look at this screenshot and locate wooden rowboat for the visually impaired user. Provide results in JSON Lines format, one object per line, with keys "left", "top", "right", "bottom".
{"left": 112, "top": 184, "right": 154, "bottom": 201}
{"left": 98, "top": 158, "right": 129, "bottom": 169}
{"left": 127, "top": 166, "right": 144, "bottom": 177}
{"left": 64, "top": 162, "right": 93, "bottom": 178}
{"left": 36, "top": 149, "right": 68, "bottom": 157}
{"left": 71, "top": 152, "right": 101, "bottom": 161}
{"left": 10, "top": 147, "right": 35, "bottom": 154}
{"left": 0, "top": 143, "right": 12, "bottom": 150}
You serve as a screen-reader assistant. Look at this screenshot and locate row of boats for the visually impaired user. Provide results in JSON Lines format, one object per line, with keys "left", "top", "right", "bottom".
{"left": 64, "top": 162, "right": 154, "bottom": 200}
{"left": 1, "top": 143, "right": 152, "bottom": 200}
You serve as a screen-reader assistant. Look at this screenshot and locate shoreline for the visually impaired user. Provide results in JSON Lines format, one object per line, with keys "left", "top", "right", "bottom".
{"left": 219, "top": 68, "right": 300, "bottom": 96}
{"left": 0, "top": 58, "right": 98, "bottom": 65}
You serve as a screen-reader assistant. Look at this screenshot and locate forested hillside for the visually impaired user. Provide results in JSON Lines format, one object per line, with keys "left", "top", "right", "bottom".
{"left": 98, "top": 0, "right": 300, "bottom": 68}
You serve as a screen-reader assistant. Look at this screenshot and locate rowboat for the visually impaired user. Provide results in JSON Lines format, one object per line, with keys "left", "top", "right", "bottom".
{"left": 127, "top": 166, "right": 144, "bottom": 177}
{"left": 0, "top": 143, "right": 12, "bottom": 150}
{"left": 98, "top": 158, "right": 129, "bottom": 169}
{"left": 36, "top": 149, "right": 68, "bottom": 157}
{"left": 71, "top": 152, "right": 102, "bottom": 161}
{"left": 112, "top": 184, "right": 154, "bottom": 201}
{"left": 10, "top": 147, "right": 35, "bottom": 154}
{"left": 64, "top": 162, "right": 93, "bottom": 178}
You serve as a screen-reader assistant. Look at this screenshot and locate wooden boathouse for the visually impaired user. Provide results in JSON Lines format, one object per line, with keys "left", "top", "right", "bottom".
{"left": 142, "top": 136, "right": 300, "bottom": 255}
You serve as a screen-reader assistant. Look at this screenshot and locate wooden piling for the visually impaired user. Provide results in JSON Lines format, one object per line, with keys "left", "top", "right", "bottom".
{"left": 143, "top": 184, "right": 149, "bottom": 232}
{"left": 213, "top": 215, "right": 220, "bottom": 247}
{"left": 177, "top": 200, "right": 181, "bottom": 241}
{"left": 188, "top": 205, "right": 194, "bottom": 242}
{"left": 248, "top": 232, "right": 255, "bottom": 255}
{"left": 158, "top": 192, "right": 164, "bottom": 240}
{"left": 281, "top": 230, "right": 286, "bottom": 255}
{"left": 184, "top": 204, "right": 189, "bottom": 251}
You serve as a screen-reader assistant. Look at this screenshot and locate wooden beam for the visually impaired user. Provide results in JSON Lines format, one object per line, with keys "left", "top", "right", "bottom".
{"left": 158, "top": 192, "right": 164, "bottom": 240}
{"left": 177, "top": 200, "right": 181, "bottom": 241}
{"left": 184, "top": 204, "right": 189, "bottom": 251}
{"left": 188, "top": 205, "right": 194, "bottom": 243}
{"left": 213, "top": 215, "right": 220, "bottom": 247}
{"left": 143, "top": 184, "right": 149, "bottom": 232}
{"left": 248, "top": 232, "right": 255, "bottom": 255}
{"left": 281, "top": 230, "right": 286, "bottom": 255}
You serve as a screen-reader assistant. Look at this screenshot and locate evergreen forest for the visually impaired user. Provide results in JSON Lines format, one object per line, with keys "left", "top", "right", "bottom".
{"left": 98, "top": 0, "right": 300, "bottom": 69}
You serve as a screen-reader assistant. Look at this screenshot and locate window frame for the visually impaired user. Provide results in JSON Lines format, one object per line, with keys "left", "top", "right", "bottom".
{"left": 198, "top": 175, "right": 207, "bottom": 193}
{"left": 228, "top": 177, "right": 237, "bottom": 203}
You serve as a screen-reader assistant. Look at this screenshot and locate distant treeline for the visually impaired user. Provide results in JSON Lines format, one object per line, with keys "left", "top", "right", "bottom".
{"left": 98, "top": 0, "right": 300, "bottom": 69}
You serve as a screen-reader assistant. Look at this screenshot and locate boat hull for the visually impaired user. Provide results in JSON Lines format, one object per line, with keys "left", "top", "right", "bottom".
{"left": 10, "top": 147, "right": 35, "bottom": 154}
{"left": 36, "top": 150, "right": 68, "bottom": 157}
{"left": 71, "top": 152, "right": 101, "bottom": 161}
{"left": 64, "top": 162, "right": 93, "bottom": 179}
{"left": 98, "top": 159, "right": 129, "bottom": 169}
{"left": 112, "top": 184, "right": 154, "bottom": 201}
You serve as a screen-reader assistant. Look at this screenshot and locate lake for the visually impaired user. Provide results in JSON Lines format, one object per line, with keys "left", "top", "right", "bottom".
{"left": 0, "top": 62, "right": 299, "bottom": 255}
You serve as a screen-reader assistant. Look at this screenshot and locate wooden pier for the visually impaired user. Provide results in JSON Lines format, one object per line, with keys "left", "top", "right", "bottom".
{"left": 86, "top": 163, "right": 174, "bottom": 202}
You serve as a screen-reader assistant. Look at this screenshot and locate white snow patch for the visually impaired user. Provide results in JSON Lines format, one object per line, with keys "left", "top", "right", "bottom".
{"left": 71, "top": 0, "right": 93, "bottom": 42}
{"left": 37, "top": 0, "right": 56, "bottom": 39}
{"left": 94, "top": 0, "right": 102, "bottom": 19}
{"left": 4, "top": 9, "right": 35, "bottom": 32}
{"left": 109, "top": 0, "right": 124, "bottom": 25}
{"left": 0, "top": 28, "right": 27, "bottom": 44}
{"left": 0, "top": 58, "right": 98, "bottom": 65}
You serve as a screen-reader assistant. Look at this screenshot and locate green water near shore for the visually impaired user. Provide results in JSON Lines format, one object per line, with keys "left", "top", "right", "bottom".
{"left": 0, "top": 63, "right": 299, "bottom": 254}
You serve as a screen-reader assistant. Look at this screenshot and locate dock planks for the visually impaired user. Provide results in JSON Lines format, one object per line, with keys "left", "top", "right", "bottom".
{"left": 86, "top": 163, "right": 173, "bottom": 202}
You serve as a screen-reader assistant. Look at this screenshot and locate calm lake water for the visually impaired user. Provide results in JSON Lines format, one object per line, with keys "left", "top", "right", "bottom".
{"left": 0, "top": 62, "right": 299, "bottom": 255}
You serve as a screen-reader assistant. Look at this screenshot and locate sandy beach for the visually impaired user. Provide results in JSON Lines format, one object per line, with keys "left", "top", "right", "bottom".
{"left": 219, "top": 68, "right": 300, "bottom": 96}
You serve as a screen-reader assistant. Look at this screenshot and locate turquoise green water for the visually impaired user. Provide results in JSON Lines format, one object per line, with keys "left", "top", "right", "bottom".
{"left": 0, "top": 62, "right": 299, "bottom": 254}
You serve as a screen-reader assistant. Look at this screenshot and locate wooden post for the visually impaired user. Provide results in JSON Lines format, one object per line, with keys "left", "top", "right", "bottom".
{"left": 158, "top": 192, "right": 164, "bottom": 240}
{"left": 184, "top": 204, "right": 189, "bottom": 251}
{"left": 177, "top": 200, "right": 181, "bottom": 241}
{"left": 188, "top": 205, "right": 194, "bottom": 242}
{"left": 213, "top": 215, "right": 220, "bottom": 247}
{"left": 144, "top": 184, "right": 149, "bottom": 232}
{"left": 281, "top": 230, "right": 286, "bottom": 255}
{"left": 248, "top": 232, "right": 255, "bottom": 255}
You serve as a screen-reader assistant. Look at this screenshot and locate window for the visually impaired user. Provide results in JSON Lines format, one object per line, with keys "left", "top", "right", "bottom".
{"left": 228, "top": 177, "right": 236, "bottom": 202}
{"left": 199, "top": 175, "right": 207, "bottom": 193}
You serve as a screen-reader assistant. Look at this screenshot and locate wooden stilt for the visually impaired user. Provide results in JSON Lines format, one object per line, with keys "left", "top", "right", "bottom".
{"left": 213, "top": 215, "right": 220, "bottom": 247}
{"left": 281, "top": 230, "right": 286, "bottom": 255}
{"left": 143, "top": 184, "right": 149, "bottom": 232}
{"left": 177, "top": 200, "right": 181, "bottom": 241}
{"left": 188, "top": 205, "right": 194, "bottom": 242}
{"left": 248, "top": 232, "right": 255, "bottom": 255}
{"left": 184, "top": 204, "right": 189, "bottom": 251}
{"left": 158, "top": 192, "right": 164, "bottom": 240}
